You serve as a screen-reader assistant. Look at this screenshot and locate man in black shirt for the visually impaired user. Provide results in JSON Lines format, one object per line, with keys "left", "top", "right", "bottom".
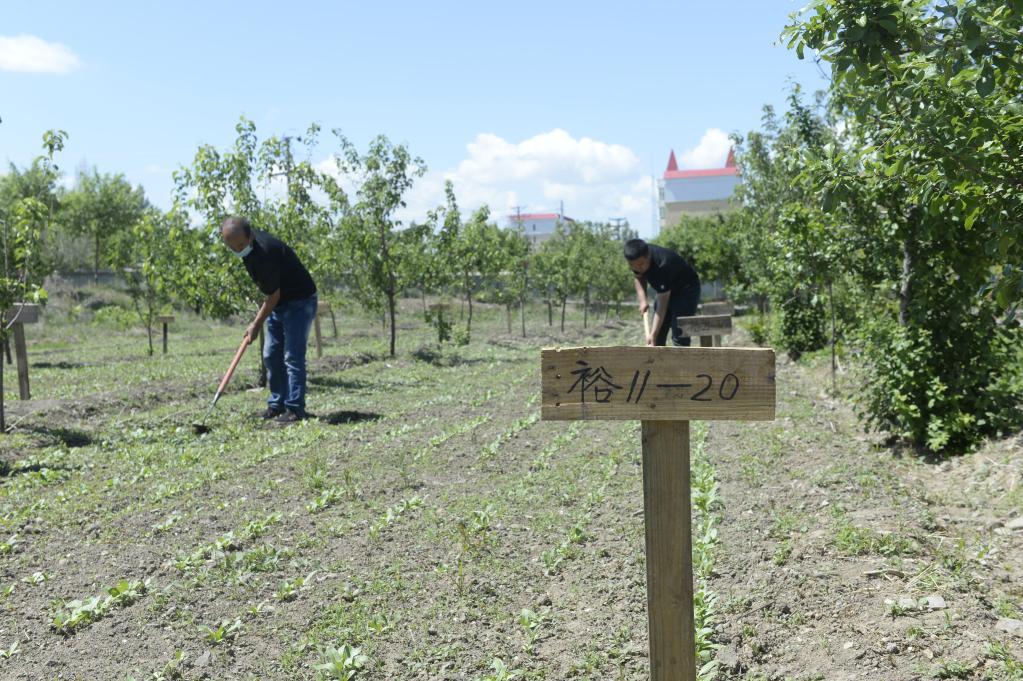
{"left": 221, "top": 216, "right": 318, "bottom": 422}
{"left": 623, "top": 238, "right": 701, "bottom": 347}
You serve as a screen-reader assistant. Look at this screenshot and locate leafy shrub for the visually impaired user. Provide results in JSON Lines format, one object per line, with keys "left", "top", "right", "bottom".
{"left": 777, "top": 292, "right": 826, "bottom": 359}
{"left": 91, "top": 305, "right": 136, "bottom": 331}
{"left": 858, "top": 306, "right": 1023, "bottom": 454}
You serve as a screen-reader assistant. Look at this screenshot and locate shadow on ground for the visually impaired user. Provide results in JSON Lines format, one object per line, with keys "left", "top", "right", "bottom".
{"left": 316, "top": 410, "right": 382, "bottom": 425}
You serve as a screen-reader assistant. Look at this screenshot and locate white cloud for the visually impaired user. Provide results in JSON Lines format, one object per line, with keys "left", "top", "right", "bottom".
{"left": 678, "top": 128, "right": 731, "bottom": 170}
{"left": 0, "top": 34, "right": 80, "bottom": 74}
{"left": 373, "top": 129, "right": 654, "bottom": 233}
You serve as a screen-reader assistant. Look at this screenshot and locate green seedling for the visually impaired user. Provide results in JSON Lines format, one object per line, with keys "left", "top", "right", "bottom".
{"left": 50, "top": 578, "right": 150, "bottom": 633}
{"left": 276, "top": 571, "right": 317, "bottom": 602}
{"left": 153, "top": 514, "right": 181, "bottom": 533}
{"left": 518, "top": 608, "right": 542, "bottom": 651}
{"left": 22, "top": 571, "right": 51, "bottom": 585}
{"left": 369, "top": 496, "right": 423, "bottom": 539}
{"left": 366, "top": 612, "right": 393, "bottom": 635}
{"left": 0, "top": 534, "right": 19, "bottom": 556}
{"left": 313, "top": 643, "right": 368, "bottom": 680}
{"left": 480, "top": 658, "right": 522, "bottom": 681}
{"left": 308, "top": 487, "right": 344, "bottom": 513}
{"left": 0, "top": 640, "right": 19, "bottom": 660}
{"left": 199, "top": 618, "right": 243, "bottom": 646}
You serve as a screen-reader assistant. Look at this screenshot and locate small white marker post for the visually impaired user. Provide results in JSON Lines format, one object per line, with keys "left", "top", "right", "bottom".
{"left": 541, "top": 345, "right": 775, "bottom": 680}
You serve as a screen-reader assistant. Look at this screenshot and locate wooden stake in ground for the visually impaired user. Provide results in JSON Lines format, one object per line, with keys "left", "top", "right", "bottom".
{"left": 5, "top": 304, "right": 39, "bottom": 401}
{"left": 541, "top": 345, "right": 775, "bottom": 680}
{"left": 642, "top": 308, "right": 651, "bottom": 344}
{"left": 157, "top": 315, "right": 175, "bottom": 355}
{"left": 313, "top": 303, "right": 326, "bottom": 359}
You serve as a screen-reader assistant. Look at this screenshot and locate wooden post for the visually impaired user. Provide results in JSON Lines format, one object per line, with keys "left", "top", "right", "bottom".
{"left": 313, "top": 309, "right": 323, "bottom": 359}
{"left": 642, "top": 419, "right": 695, "bottom": 680}
{"left": 5, "top": 304, "right": 39, "bottom": 401}
{"left": 677, "top": 315, "right": 732, "bottom": 350}
{"left": 541, "top": 346, "right": 775, "bottom": 680}
{"left": 157, "top": 315, "right": 175, "bottom": 355}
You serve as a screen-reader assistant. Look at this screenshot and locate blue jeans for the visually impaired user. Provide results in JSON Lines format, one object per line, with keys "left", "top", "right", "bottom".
{"left": 263, "top": 294, "right": 317, "bottom": 414}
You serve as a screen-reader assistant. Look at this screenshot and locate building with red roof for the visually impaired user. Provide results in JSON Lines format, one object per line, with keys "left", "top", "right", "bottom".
{"left": 658, "top": 148, "right": 740, "bottom": 232}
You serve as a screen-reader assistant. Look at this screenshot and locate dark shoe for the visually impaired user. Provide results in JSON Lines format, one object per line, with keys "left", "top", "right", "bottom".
{"left": 274, "top": 410, "right": 305, "bottom": 424}
{"left": 261, "top": 406, "right": 284, "bottom": 420}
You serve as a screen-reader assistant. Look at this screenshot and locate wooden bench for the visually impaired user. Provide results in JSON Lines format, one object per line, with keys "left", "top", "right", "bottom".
{"left": 699, "top": 301, "right": 734, "bottom": 346}
{"left": 676, "top": 314, "right": 732, "bottom": 348}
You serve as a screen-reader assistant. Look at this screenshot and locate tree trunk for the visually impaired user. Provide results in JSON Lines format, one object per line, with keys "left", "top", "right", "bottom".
{"left": 547, "top": 301, "right": 553, "bottom": 327}
{"left": 1, "top": 334, "right": 5, "bottom": 434}
{"left": 95, "top": 232, "right": 101, "bottom": 284}
{"left": 829, "top": 279, "right": 837, "bottom": 394}
{"left": 505, "top": 304, "right": 512, "bottom": 334}
{"left": 583, "top": 289, "right": 589, "bottom": 329}
{"left": 520, "top": 297, "right": 526, "bottom": 337}
{"left": 388, "top": 290, "right": 397, "bottom": 357}
{"left": 421, "top": 287, "right": 427, "bottom": 313}
{"left": 560, "top": 299, "right": 567, "bottom": 333}
{"left": 899, "top": 237, "right": 915, "bottom": 327}
{"left": 466, "top": 291, "right": 473, "bottom": 336}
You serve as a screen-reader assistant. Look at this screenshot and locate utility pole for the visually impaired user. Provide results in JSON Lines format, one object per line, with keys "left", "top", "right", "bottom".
{"left": 609, "top": 217, "right": 627, "bottom": 241}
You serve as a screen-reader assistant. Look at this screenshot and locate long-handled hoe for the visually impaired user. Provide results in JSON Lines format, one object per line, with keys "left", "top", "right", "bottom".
{"left": 193, "top": 337, "right": 251, "bottom": 435}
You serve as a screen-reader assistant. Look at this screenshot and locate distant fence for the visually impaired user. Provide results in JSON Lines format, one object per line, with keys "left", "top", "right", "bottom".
{"left": 45, "top": 272, "right": 125, "bottom": 290}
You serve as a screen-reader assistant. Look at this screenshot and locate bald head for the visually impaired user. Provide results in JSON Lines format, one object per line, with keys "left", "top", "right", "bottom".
{"left": 221, "top": 216, "right": 253, "bottom": 254}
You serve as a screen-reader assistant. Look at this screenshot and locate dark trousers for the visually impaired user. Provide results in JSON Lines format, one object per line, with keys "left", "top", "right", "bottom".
{"left": 654, "top": 287, "right": 701, "bottom": 347}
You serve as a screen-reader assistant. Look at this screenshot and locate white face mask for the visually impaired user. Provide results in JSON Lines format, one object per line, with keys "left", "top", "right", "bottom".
{"left": 232, "top": 242, "right": 253, "bottom": 258}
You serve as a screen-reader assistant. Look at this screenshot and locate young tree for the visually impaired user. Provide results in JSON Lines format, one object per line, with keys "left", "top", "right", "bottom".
{"left": 60, "top": 168, "right": 149, "bottom": 282}
{"left": 535, "top": 226, "right": 575, "bottom": 332}
{"left": 449, "top": 207, "right": 506, "bottom": 340}
{"left": 785, "top": 0, "right": 1023, "bottom": 452}
{"left": 109, "top": 209, "right": 185, "bottom": 356}
{"left": 328, "top": 132, "right": 425, "bottom": 357}
{"left": 492, "top": 226, "right": 530, "bottom": 335}
{"left": 0, "top": 132, "right": 61, "bottom": 431}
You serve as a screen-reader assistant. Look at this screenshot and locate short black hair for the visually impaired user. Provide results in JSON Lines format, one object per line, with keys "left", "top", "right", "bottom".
{"left": 221, "top": 215, "right": 252, "bottom": 237}
{"left": 623, "top": 238, "right": 649, "bottom": 261}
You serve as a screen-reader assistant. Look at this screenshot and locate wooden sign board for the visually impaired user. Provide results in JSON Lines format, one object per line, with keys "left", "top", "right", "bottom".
{"left": 700, "top": 301, "right": 734, "bottom": 316}
{"left": 157, "top": 315, "right": 175, "bottom": 324}
{"left": 317, "top": 301, "right": 332, "bottom": 315}
{"left": 541, "top": 346, "right": 775, "bottom": 422}
{"left": 676, "top": 314, "right": 732, "bottom": 338}
{"left": 5, "top": 304, "right": 39, "bottom": 325}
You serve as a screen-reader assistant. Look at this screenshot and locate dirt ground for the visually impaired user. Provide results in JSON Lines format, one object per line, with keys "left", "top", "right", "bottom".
{"left": 0, "top": 305, "right": 1020, "bottom": 680}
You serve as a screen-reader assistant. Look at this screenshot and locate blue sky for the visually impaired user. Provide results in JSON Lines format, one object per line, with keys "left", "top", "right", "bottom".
{"left": 1, "top": 1, "right": 827, "bottom": 236}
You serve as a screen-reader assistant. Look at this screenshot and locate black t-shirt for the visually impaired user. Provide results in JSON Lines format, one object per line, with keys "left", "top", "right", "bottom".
{"left": 637, "top": 244, "right": 700, "bottom": 295}
{"left": 242, "top": 229, "right": 317, "bottom": 303}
